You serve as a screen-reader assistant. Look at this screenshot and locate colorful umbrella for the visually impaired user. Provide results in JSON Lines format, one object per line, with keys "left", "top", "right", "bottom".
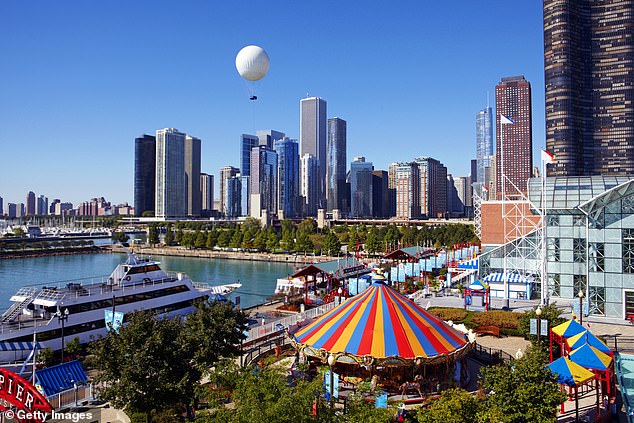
{"left": 547, "top": 356, "right": 595, "bottom": 387}
{"left": 293, "top": 282, "right": 471, "bottom": 363}
{"left": 551, "top": 319, "right": 585, "bottom": 339}
{"left": 566, "top": 330, "right": 611, "bottom": 354}
{"left": 568, "top": 344, "right": 612, "bottom": 371}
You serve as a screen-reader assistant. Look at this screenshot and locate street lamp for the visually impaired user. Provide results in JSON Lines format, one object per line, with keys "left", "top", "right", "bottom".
{"left": 56, "top": 308, "right": 70, "bottom": 362}
{"left": 535, "top": 306, "right": 542, "bottom": 347}
{"left": 327, "top": 354, "right": 336, "bottom": 409}
{"left": 578, "top": 289, "right": 584, "bottom": 325}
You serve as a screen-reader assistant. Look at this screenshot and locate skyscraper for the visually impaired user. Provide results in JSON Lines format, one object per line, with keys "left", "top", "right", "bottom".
{"left": 300, "top": 154, "right": 320, "bottom": 216}
{"left": 134, "top": 134, "right": 156, "bottom": 217}
{"left": 274, "top": 137, "right": 299, "bottom": 218}
{"left": 155, "top": 128, "right": 186, "bottom": 219}
{"left": 395, "top": 162, "right": 420, "bottom": 219}
{"left": 476, "top": 106, "right": 494, "bottom": 186}
{"left": 0, "top": 196, "right": 3, "bottom": 216}
{"left": 249, "top": 146, "right": 278, "bottom": 218}
{"left": 495, "top": 76, "right": 533, "bottom": 197}
{"left": 257, "top": 130, "right": 285, "bottom": 149}
{"left": 416, "top": 157, "right": 448, "bottom": 218}
{"left": 26, "top": 191, "right": 35, "bottom": 216}
{"left": 300, "top": 97, "right": 327, "bottom": 209}
{"left": 219, "top": 166, "right": 239, "bottom": 217}
{"left": 185, "top": 135, "right": 202, "bottom": 217}
{"left": 544, "top": 1, "right": 634, "bottom": 176}
{"left": 240, "top": 134, "right": 259, "bottom": 178}
{"left": 350, "top": 157, "right": 373, "bottom": 218}
{"left": 327, "top": 117, "right": 347, "bottom": 213}
{"left": 200, "top": 173, "right": 214, "bottom": 213}
{"left": 387, "top": 163, "right": 398, "bottom": 217}
{"left": 36, "top": 195, "right": 48, "bottom": 216}
{"left": 372, "top": 170, "right": 389, "bottom": 218}
{"left": 225, "top": 175, "right": 242, "bottom": 218}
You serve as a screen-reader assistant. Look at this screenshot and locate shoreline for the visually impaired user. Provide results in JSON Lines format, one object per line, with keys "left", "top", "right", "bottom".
{"left": 0, "top": 246, "right": 107, "bottom": 260}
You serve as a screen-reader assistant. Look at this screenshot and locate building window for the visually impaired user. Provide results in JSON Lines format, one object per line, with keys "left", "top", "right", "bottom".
{"left": 589, "top": 286, "right": 605, "bottom": 316}
{"left": 573, "top": 238, "right": 586, "bottom": 263}
{"left": 626, "top": 291, "right": 634, "bottom": 319}
{"left": 588, "top": 243, "right": 605, "bottom": 272}
{"left": 573, "top": 215, "right": 586, "bottom": 227}
{"left": 623, "top": 229, "right": 634, "bottom": 273}
{"left": 573, "top": 275, "right": 586, "bottom": 297}
{"left": 622, "top": 195, "right": 634, "bottom": 215}
{"left": 547, "top": 238, "right": 560, "bottom": 262}
{"left": 547, "top": 215, "right": 559, "bottom": 227}
{"left": 548, "top": 274, "right": 560, "bottom": 297}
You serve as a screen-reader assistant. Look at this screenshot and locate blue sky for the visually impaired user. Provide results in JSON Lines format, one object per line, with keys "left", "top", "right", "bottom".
{"left": 0, "top": 1, "right": 544, "bottom": 206}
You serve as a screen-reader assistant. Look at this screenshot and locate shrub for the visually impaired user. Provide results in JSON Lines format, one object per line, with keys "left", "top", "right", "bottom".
{"left": 428, "top": 307, "right": 469, "bottom": 322}
{"left": 471, "top": 310, "right": 521, "bottom": 329}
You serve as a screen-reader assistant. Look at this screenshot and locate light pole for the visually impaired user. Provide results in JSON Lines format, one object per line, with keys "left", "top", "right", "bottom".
{"left": 327, "top": 354, "right": 336, "bottom": 409}
{"left": 578, "top": 289, "right": 584, "bottom": 325}
{"left": 536, "top": 306, "right": 542, "bottom": 347}
{"left": 56, "top": 308, "right": 69, "bottom": 362}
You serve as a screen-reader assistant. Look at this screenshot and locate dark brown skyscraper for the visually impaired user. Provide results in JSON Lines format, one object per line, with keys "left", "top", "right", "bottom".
{"left": 495, "top": 76, "right": 533, "bottom": 198}
{"left": 544, "top": 0, "right": 634, "bottom": 176}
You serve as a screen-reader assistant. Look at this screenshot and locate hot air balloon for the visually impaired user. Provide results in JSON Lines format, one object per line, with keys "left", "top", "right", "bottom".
{"left": 235, "top": 45, "right": 270, "bottom": 100}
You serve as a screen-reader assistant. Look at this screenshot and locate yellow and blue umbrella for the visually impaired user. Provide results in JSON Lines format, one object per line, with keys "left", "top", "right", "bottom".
{"left": 566, "top": 330, "right": 611, "bottom": 354}
{"left": 546, "top": 356, "right": 595, "bottom": 387}
{"left": 551, "top": 319, "right": 585, "bottom": 339}
{"left": 294, "top": 282, "right": 469, "bottom": 360}
{"left": 568, "top": 343, "right": 612, "bottom": 371}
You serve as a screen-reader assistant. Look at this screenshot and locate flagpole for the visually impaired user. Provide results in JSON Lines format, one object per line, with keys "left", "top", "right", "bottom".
{"left": 541, "top": 153, "right": 548, "bottom": 307}
{"left": 501, "top": 115, "right": 508, "bottom": 309}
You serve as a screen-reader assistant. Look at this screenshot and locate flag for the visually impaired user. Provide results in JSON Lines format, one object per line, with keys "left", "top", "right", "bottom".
{"left": 500, "top": 114, "right": 515, "bottom": 124}
{"left": 541, "top": 149, "right": 556, "bottom": 164}
{"left": 482, "top": 185, "right": 489, "bottom": 191}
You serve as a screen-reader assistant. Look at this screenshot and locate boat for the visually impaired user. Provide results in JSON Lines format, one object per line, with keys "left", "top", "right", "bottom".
{"left": 0, "top": 253, "right": 241, "bottom": 362}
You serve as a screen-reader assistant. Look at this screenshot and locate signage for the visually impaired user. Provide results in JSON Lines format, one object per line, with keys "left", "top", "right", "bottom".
{"left": 323, "top": 371, "right": 339, "bottom": 399}
{"left": 104, "top": 310, "right": 124, "bottom": 332}
{"left": 0, "top": 368, "right": 52, "bottom": 423}
{"left": 530, "top": 319, "right": 537, "bottom": 335}
{"left": 530, "top": 319, "right": 549, "bottom": 336}
{"left": 375, "top": 391, "right": 388, "bottom": 408}
{"left": 343, "top": 265, "right": 365, "bottom": 275}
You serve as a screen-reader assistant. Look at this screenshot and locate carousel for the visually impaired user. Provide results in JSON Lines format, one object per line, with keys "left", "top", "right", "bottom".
{"left": 289, "top": 272, "right": 476, "bottom": 396}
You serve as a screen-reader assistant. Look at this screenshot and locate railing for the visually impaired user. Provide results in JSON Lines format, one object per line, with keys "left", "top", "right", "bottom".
{"left": 242, "top": 335, "right": 290, "bottom": 367}
{"left": 603, "top": 335, "right": 634, "bottom": 354}
{"left": 471, "top": 342, "right": 514, "bottom": 363}
{"left": 47, "top": 383, "right": 93, "bottom": 410}
{"left": 244, "top": 301, "right": 337, "bottom": 344}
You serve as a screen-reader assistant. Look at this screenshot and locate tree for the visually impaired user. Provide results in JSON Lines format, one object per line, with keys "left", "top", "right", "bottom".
{"left": 265, "top": 229, "right": 279, "bottom": 252}
{"left": 91, "top": 311, "right": 197, "bottom": 416}
{"left": 38, "top": 348, "right": 55, "bottom": 367}
{"left": 242, "top": 217, "right": 261, "bottom": 234}
{"left": 479, "top": 347, "right": 566, "bottom": 423}
{"left": 280, "top": 228, "right": 295, "bottom": 251}
{"left": 322, "top": 231, "right": 341, "bottom": 256}
{"left": 65, "top": 336, "right": 83, "bottom": 359}
{"left": 175, "top": 229, "right": 184, "bottom": 245}
{"left": 148, "top": 224, "right": 160, "bottom": 246}
{"left": 217, "top": 230, "right": 232, "bottom": 248}
{"left": 206, "top": 230, "right": 218, "bottom": 249}
{"left": 416, "top": 388, "right": 485, "bottom": 423}
{"left": 252, "top": 229, "right": 267, "bottom": 251}
{"left": 181, "top": 232, "right": 195, "bottom": 249}
{"left": 230, "top": 228, "right": 243, "bottom": 249}
{"left": 297, "top": 218, "right": 317, "bottom": 235}
{"left": 183, "top": 300, "right": 248, "bottom": 371}
{"left": 365, "top": 228, "right": 381, "bottom": 256}
{"left": 164, "top": 225, "right": 175, "bottom": 246}
{"left": 384, "top": 225, "right": 400, "bottom": 251}
{"left": 518, "top": 303, "right": 566, "bottom": 345}
{"left": 195, "top": 231, "right": 207, "bottom": 249}
{"left": 296, "top": 232, "right": 313, "bottom": 254}
{"left": 112, "top": 231, "right": 129, "bottom": 245}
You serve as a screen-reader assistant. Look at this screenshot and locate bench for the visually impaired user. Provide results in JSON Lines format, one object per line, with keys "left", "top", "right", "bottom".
{"left": 475, "top": 325, "right": 501, "bottom": 338}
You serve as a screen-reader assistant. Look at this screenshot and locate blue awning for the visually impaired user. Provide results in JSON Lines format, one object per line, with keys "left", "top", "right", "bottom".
{"left": 0, "top": 342, "right": 43, "bottom": 351}
{"left": 34, "top": 360, "right": 88, "bottom": 397}
{"left": 458, "top": 258, "right": 478, "bottom": 270}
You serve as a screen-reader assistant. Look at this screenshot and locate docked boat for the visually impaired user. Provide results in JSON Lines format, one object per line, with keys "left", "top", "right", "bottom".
{"left": 0, "top": 253, "right": 241, "bottom": 362}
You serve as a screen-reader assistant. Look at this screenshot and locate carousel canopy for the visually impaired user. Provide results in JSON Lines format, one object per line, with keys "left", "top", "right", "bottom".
{"left": 293, "top": 282, "right": 470, "bottom": 361}
{"left": 566, "top": 330, "right": 611, "bottom": 354}
{"left": 546, "top": 356, "right": 595, "bottom": 387}
{"left": 551, "top": 319, "right": 585, "bottom": 339}
{"left": 568, "top": 344, "right": 613, "bottom": 371}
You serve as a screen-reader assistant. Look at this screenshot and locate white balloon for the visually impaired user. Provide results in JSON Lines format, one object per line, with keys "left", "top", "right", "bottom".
{"left": 235, "top": 45, "right": 270, "bottom": 81}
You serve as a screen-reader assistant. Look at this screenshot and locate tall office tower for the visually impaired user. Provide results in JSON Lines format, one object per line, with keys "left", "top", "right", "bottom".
{"left": 134, "top": 134, "right": 156, "bottom": 217}
{"left": 495, "top": 76, "right": 533, "bottom": 198}
{"left": 0, "top": 196, "right": 3, "bottom": 215}
{"left": 8, "top": 204, "right": 17, "bottom": 218}
{"left": 240, "top": 134, "right": 259, "bottom": 178}
{"left": 200, "top": 173, "right": 214, "bottom": 213}
{"left": 185, "top": 135, "right": 202, "bottom": 217}
{"left": 240, "top": 175, "right": 249, "bottom": 217}
{"left": 257, "top": 130, "right": 285, "bottom": 149}
{"left": 544, "top": 1, "right": 634, "bottom": 176}
{"left": 349, "top": 157, "right": 373, "bottom": 218}
{"left": 387, "top": 163, "right": 398, "bottom": 217}
{"left": 300, "top": 154, "right": 320, "bottom": 216}
{"left": 476, "top": 106, "right": 494, "bottom": 187}
{"left": 249, "top": 146, "right": 278, "bottom": 218}
{"left": 16, "top": 204, "right": 25, "bottom": 218}
{"left": 326, "top": 117, "right": 347, "bottom": 213}
{"left": 470, "top": 159, "right": 478, "bottom": 184}
{"left": 452, "top": 176, "right": 468, "bottom": 217}
{"left": 36, "top": 195, "right": 48, "bottom": 216}
{"left": 274, "top": 137, "right": 299, "bottom": 218}
{"left": 416, "top": 157, "right": 448, "bottom": 218}
{"left": 25, "top": 191, "right": 35, "bottom": 216}
{"left": 372, "top": 170, "right": 389, "bottom": 218}
{"left": 49, "top": 199, "right": 60, "bottom": 215}
{"left": 155, "top": 128, "right": 186, "bottom": 219}
{"left": 225, "top": 175, "right": 242, "bottom": 218}
{"left": 219, "top": 166, "right": 239, "bottom": 217}
{"left": 395, "top": 163, "right": 420, "bottom": 219}
{"left": 300, "top": 97, "right": 327, "bottom": 209}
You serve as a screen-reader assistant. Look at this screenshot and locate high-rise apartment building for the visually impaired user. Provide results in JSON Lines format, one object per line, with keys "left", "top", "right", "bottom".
{"left": 240, "top": 134, "right": 259, "bottom": 178}
{"left": 387, "top": 163, "right": 398, "bottom": 217}
{"left": 0, "top": 196, "right": 3, "bottom": 215}
{"left": 8, "top": 204, "right": 17, "bottom": 218}
{"left": 476, "top": 106, "right": 494, "bottom": 188}
{"left": 300, "top": 97, "right": 327, "bottom": 209}
{"left": 155, "top": 128, "right": 186, "bottom": 219}
{"left": 327, "top": 117, "right": 347, "bottom": 213}
{"left": 544, "top": 1, "right": 634, "bottom": 176}
{"left": 200, "top": 173, "right": 214, "bottom": 213}
{"left": 372, "top": 170, "right": 389, "bottom": 218}
{"left": 249, "top": 146, "right": 278, "bottom": 218}
{"left": 495, "top": 76, "right": 533, "bottom": 198}
{"left": 395, "top": 162, "right": 420, "bottom": 219}
{"left": 26, "top": 192, "right": 35, "bottom": 216}
{"left": 300, "top": 154, "right": 320, "bottom": 217}
{"left": 185, "top": 135, "right": 201, "bottom": 217}
{"left": 416, "top": 157, "right": 448, "bottom": 218}
{"left": 36, "top": 195, "right": 48, "bottom": 216}
{"left": 225, "top": 175, "right": 242, "bottom": 218}
{"left": 134, "top": 134, "right": 156, "bottom": 217}
{"left": 274, "top": 137, "right": 299, "bottom": 218}
{"left": 220, "top": 166, "right": 239, "bottom": 217}
{"left": 350, "top": 157, "right": 373, "bottom": 218}
{"left": 257, "top": 130, "right": 285, "bottom": 149}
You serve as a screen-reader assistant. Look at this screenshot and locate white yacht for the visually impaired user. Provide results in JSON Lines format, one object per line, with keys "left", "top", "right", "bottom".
{"left": 0, "top": 253, "right": 241, "bottom": 362}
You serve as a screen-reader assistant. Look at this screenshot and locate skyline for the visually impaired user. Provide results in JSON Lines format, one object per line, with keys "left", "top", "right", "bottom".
{"left": 0, "top": 1, "right": 545, "bottom": 205}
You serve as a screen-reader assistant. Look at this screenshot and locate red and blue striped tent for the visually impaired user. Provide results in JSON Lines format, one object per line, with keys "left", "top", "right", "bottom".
{"left": 292, "top": 282, "right": 472, "bottom": 366}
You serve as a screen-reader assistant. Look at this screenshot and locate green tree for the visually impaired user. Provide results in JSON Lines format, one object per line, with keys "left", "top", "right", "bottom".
{"left": 365, "top": 228, "right": 381, "bottom": 256}
{"left": 384, "top": 225, "right": 400, "bottom": 251}
{"left": 195, "top": 231, "right": 207, "bottom": 249}
{"left": 252, "top": 229, "right": 267, "bottom": 251}
{"left": 164, "top": 225, "right": 175, "bottom": 246}
{"left": 112, "top": 231, "right": 130, "bottom": 244}
{"left": 91, "top": 311, "right": 197, "bottom": 416}
{"left": 479, "top": 347, "right": 566, "bottom": 423}
{"left": 265, "top": 229, "right": 279, "bottom": 252}
{"left": 181, "top": 232, "right": 195, "bottom": 249}
{"left": 217, "top": 230, "right": 232, "bottom": 248}
{"left": 416, "top": 388, "right": 485, "bottom": 423}
{"left": 148, "top": 224, "right": 159, "bottom": 246}
{"left": 297, "top": 218, "right": 317, "bottom": 235}
{"left": 175, "top": 229, "right": 184, "bottom": 245}
{"left": 65, "top": 336, "right": 83, "bottom": 359}
{"left": 280, "top": 228, "right": 295, "bottom": 251}
{"left": 518, "top": 303, "right": 566, "bottom": 345}
{"left": 38, "top": 348, "right": 55, "bottom": 367}
{"left": 230, "top": 228, "right": 243, "bottom": 249}
{"left": 206, "top": 230, "right": 218, "bottom": 249}
{"left": 296, "top": 231, "right": 313, "bottom": 254}
{"left": 322, "top": 231, "right": 341, "bottom": 256}
{"left": 241, "top": 217, "right": 261, "bottom": 234}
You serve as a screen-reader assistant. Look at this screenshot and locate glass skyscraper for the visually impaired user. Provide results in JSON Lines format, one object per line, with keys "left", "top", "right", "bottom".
{"left": 274, "top": 137, "right": 299, "bottom": 218}
{"left": 240, "top": 134, "right": 259, "bottom": 178}
{"left": 350, "top": 157, "right": 373, "bottom": 218}
{"left": 544, "top": 1, "right": 634, "bottom": 176}
{"left": 155, "top": 128, "right": 186, "bottom": 219}
{"left": 476, "top": 106, "right": 493, "bottom": 188}
{"left": 185, "top": 135, "right": 201, "bottom": 217}
{"left": 300, "top": 97, "right": 327, "bottom": 210}
{"left": 249, "top": 146, "right": 278, "bottom": 217}
{"left": 327, "top": 117, "right": 347, "bottom": 213}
